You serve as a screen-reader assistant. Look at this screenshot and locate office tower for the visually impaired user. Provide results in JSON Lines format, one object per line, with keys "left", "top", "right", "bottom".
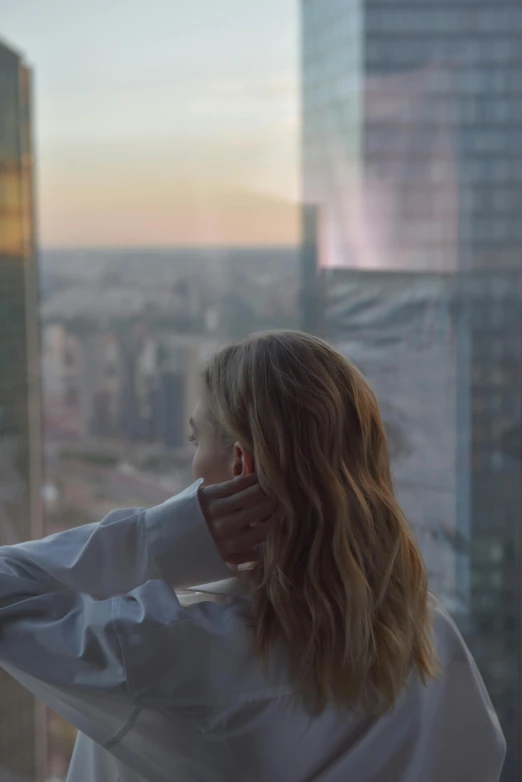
{"left": 301, "top": 2, "right": 522, "bottom": 778}
{"left": 466, "top": 269, "right": 522, "bottom": 781}
{"left": 0, "top": 38, "right": 45, "bottom": 779}
{"left": 159, "top": 370, "right": 186, "bottom": 448}
{"left": 157, "top": 336, "right": 200, "bottom": 449}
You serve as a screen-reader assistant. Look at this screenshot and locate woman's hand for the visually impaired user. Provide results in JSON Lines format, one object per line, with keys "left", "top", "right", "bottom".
{"left": 198, "top": 475, "right": 275, "bottom": 566}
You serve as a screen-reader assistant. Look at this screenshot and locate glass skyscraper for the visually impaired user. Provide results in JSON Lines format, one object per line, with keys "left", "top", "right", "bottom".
{"left": 0, "top": 37, "right": 44, "bottom": 780}
{"left": 301, "top": 2, "right": 522, "bottom": 779}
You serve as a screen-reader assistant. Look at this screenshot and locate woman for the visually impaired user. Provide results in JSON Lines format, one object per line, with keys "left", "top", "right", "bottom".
{"left": 0, "top": 331, "right": 505, "bottom": 781}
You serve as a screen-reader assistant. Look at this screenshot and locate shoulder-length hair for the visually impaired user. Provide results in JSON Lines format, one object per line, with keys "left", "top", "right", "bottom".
{"left": 204, "top": 330, "right": 436, "bottom": 715}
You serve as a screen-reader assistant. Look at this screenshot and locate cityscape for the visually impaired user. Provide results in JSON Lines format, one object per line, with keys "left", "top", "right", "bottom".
{"left": 1, "top": 0, "right": 522, "bottom": 780}
{"left": 38, "top": 245, "right": 300, "bottom": 779}
{"left": 39, "top": 245, "right": 300, "bottom": 528}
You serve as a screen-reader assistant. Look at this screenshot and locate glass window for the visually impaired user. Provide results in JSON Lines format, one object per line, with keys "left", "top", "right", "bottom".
{"left": 1, "top": 1, "right": 521, "bottom": 780}
{"left": 491, "top": 451, "right": 505, "bottom": 471}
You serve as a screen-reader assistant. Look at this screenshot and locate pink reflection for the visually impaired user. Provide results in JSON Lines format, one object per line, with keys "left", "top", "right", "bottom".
{"left": 318, "top": 64, "right": 460, "bottom": 273}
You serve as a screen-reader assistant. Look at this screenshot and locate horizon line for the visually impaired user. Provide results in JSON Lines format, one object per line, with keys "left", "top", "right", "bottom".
{"left": 40, "top": 243, "right": 302, "bottom": 252}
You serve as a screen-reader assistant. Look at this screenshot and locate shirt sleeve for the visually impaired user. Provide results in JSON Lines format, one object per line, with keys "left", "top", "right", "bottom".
{"left": 0, "top": 480, "right": 231, "bottom": 747}
{"left": 0, "top": 479, "right": 230, "bottom": 601}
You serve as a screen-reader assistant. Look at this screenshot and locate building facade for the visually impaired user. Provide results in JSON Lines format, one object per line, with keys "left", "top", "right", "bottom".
{"left": 465, "top": 269, "right": 522, "bottom": 780}
{"left": 0, "top": 38, "right": 44, "bottom": 779}
{"left": 321, "top": 268, "right": 468, "bottom": 614}
{"left": 301, "top": 2, "right": 522, "bottom": 779}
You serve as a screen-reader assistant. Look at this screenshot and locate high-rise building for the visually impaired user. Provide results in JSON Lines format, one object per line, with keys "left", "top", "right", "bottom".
{"left": 301, "top": 3, "right": 522, "bottom": 779}
{"left": 465, "top": 269, "right": 522, "bottom": 781}
{"left": 157, "top": 335, "right": 200, "bottom": 449}
{"left": 321, "top": 268, "right": 468, "bottom": 613}
{"left": 0, "top": 38, "right": 44, "bottom": 779}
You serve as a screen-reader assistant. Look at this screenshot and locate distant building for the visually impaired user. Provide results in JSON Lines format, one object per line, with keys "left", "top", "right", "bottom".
{"left": 119, "top": 334, "right": 141, "bottom": 440}
{"left": 157, "top": 335, "right": 201, "bottom": 449}
{"left": 118, "top": 328, "right": 161, "bottom": 442}
{"left": 42, "top": 324, "right": 85, "bottom": 437}
{"left": 159, "top": 371, "right": 186, "bottom": 448}
{"left": 0, "top": 38, "right": 45, "bottom": 779}
{"left": 81, "top": 331, "right": 121, "bottom": 438}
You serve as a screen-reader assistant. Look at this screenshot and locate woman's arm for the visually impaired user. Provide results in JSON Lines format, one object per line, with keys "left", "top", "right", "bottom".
{"left": 0, "top": 480, "right": 229, "bottom": 602}
{"left": 0, "top": 475, "right": 272, "bottom": 751}
{"left": 0, "top": 474, "right": 273, "bottom": 602}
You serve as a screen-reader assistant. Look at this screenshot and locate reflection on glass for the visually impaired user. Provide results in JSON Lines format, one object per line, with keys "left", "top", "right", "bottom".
{"left": 0, "top": 0, "right": 520, "bottom": 778}
{"left": 302, "top": 2, "right": 521, "bottom": 779}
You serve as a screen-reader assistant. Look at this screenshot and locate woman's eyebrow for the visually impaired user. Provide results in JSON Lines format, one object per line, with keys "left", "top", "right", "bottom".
{"left": 189, "top": 417, "right": 198, "bottom": 431}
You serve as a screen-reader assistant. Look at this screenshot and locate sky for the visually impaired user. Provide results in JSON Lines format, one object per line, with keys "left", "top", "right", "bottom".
{"left": 2, "top": 0, "right": 300, "bottom": 247}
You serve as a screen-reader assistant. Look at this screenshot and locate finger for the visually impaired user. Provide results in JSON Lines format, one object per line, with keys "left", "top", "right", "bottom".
{"left": 249, "top": 510, "right": 276, "bottom": 528}
{"left": 217, "top": 517, "right": 273, "bottom": 559}
{"left": 211, "top": 496, "right": 274, "bottom": 536}
{"left": 219, "top": 499, "right": 275, "bottom": 534}
{"left": 206, "top": 474, "right": 258, "bottom": 500}
{"left": 232, "top": 519, "right": 274, "bottom": 553}
{"left": 219, "top": 485, "right": 273, "bottom": 516}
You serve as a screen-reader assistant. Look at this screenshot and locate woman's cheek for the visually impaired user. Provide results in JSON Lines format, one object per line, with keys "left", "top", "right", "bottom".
{"left": 193, "top": 445, "right": 234, "bottom": 486}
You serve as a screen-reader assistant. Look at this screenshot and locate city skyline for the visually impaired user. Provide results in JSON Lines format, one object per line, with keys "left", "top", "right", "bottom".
{"left": 1, "top": 0, "right": 300, "bottom": 248}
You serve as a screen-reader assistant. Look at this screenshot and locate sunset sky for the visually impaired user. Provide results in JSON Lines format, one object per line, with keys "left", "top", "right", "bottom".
{"left": 2, "top": 0, "right": 300, "bottom": 247}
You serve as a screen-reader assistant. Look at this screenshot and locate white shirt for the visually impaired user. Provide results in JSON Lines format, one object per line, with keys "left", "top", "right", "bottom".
{"left": 0, "top": 481, "right": 506, "bottom": 782}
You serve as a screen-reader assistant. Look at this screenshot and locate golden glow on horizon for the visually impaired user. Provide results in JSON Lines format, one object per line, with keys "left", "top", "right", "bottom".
{"left": 40, "top": 186, "right": 300, "bottom": 248}
{"left": 38, "top": 130, "right": 300, "bottom": 247}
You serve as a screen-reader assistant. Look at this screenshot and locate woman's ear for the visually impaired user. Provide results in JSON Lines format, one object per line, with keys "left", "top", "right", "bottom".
{"left": 232, "top": 442, "right": 255, "bottom": 477}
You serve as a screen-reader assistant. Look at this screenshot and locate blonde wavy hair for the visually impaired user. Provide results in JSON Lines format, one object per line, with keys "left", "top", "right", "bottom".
{"left": 204, "top": 330, "right": 436, "bottom": 715}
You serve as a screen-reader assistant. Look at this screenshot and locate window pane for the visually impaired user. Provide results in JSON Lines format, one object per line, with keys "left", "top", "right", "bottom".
{"left": 1, "top": 1, "right": 520, "bottom": 780}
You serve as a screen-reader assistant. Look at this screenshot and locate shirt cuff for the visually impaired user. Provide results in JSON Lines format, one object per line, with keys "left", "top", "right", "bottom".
{"left": 144, "top": 479, "right": 232, "bottom": 589}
